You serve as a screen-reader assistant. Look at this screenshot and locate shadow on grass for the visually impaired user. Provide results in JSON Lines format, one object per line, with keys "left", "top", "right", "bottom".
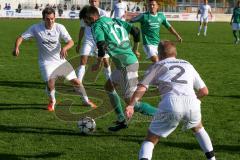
{"left": 0, "top": 81, "right": 45, "bottom": 89}
{"left": 0, "top": 124, "right": 144, "bottom": 138}
{"left": 0, "top": 103, "right": 91, "bottom": 111}
{"left": 208, "top": 94, "right": 240, "bottom": 99}
{"left": 120, "top": 137, "right": 240, "bottom": 154}
{"left": 0, "top": 152, "right": 63, "bottom": 160}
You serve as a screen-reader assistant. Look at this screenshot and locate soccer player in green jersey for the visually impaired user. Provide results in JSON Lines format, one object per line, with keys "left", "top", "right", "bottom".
{"left": 230, "top": 0, "right": 240, "bottom": 44}
{"left": 130, "top": 0, "right": 182, "bottom": 63}
{"left": 80, "top": 5, "right": 157, "bottom": 131}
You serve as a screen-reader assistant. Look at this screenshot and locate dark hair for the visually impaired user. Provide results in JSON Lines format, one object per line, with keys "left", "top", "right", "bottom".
{"left": 79, "top": 5, "right": 99, "bottom": 20}
{"left": 42, "top": 7, "right": 55, "bottom": 19}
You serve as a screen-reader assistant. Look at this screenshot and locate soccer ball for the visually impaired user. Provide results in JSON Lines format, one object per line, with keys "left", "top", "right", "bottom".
{"left": 77, "top": 117, "right": 96, "bottom": 134}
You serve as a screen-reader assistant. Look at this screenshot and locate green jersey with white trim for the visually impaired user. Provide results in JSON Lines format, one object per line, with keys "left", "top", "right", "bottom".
{"left": 233, "top": 7, "right": 240, "bottom": 23}
{"left": 131, "top": 11, "right": 171, "bottom": 45}
{"left": 92, "top": 16, "right": 138, "bottom": 69}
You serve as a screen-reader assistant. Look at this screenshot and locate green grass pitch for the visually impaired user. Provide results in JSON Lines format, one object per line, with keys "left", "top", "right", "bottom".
{"left": 0, "top": 18, "right": 239, "bottom": 160}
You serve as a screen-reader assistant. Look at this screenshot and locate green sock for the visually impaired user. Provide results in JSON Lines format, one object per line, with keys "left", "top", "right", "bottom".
{"left": 134, "top": 101, "right": 157, "bottom": 116}
{"left": 108, "top": 90, "right": 125, "bottom": 122}
{"left": 233, "top": 31, "right": 238, "bottom": 40}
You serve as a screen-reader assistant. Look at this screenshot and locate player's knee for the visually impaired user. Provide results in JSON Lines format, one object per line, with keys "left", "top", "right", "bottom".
{"left": 191, "top": 123, "right": 203, "bottom": 133}
{"left": 145, "top": 130, "right": 160, "bottom": 145}
{"left": 103, "top": 58, "right": 110, "bottom": 67}
{"left": 104, "top": 80, "right": 114, "bottom": 92}
{"left": 80, "top": 56, "right": 88, "bottom": 65}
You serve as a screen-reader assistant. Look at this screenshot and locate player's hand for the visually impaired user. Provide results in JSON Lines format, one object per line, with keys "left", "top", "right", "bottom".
{"left": 12, "top": 48, "right": 19, "bottom": 56}
{"left": 134, "top": 51, "right": 141, "bottom": 59}
{"left": 60, "top": 47, "right": 68, "bottom": 59}
{"left": 75, "top": 45, "right": 80, "bottom": 54}
{"left": 91, "top": 63, "right": 100, "bottom": 71}
{"left": 125, "top": 105, "right": 134, "bottom": 120}
{"left": 177, "top": 36, "right": 183, "bottom": 43}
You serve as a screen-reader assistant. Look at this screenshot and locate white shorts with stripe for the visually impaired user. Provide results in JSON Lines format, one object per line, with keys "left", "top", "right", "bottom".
{"left": 39, "top": 61, "right": 77, "bottom": 82}
{"left": 143, "top": 45, "right": 158, "bottom": 59}
{"left": 149, "top": 96, "right": 202, "bottom": 138}
{"left": 80, "top": 39, "right": 109, "bottom": 58}
{"left": 111, "top": 62, "right": 139, "bottom": 99}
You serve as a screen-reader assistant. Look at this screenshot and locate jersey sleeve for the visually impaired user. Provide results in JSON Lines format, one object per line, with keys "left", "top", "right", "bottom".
{"left": 140, "top": 63, "right": 165, "bottom": 88}
{"left": 161, "top": 13, "right": 171, "bottom": 29}
{"left": 21, "top": 25, "right": 35, "bottom": 40}
{"left": 130, "top": 13, "right": 143, "bottom": 23}
{"left": 59, "top": 24, "right": 72, "bottom": 42}
{"left": 91, "top": 24, "right": 105, "bottom": 42}
{"left": 116, "top": 18, "right": 132, "bottom": 33}
{"left": 192, "top": 66, "right": 206, "bottom": 90}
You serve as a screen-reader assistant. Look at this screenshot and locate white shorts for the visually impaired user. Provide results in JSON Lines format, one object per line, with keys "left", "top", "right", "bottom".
{"left": 143, "top": 45, "right": 158, "bottom": 59}
{"left": 200, "top": 16, "right": 208, "bottom": 23}
{"left": 80, "top": 39, "right": 109, "bottom": 58}
{"left": 111, "top": 62, "right": 139, "bottom": 98}
{"left": 149, "top": 96, "right": 201, "bottom": 138}
{"left": 232, "top": 23, "right": 240, "bottom": 30}
{"left": 40, "top": 61, "right": 77, "bottom": 82}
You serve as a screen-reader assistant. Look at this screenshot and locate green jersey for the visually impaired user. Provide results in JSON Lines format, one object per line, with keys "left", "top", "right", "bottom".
{"left": 92, "top": 17, "right": 138, "bottom": 69}
{"left": 130, "top": 11, "right": 171, "bottom": 45}
{"left": 233, "top": 7, "right": 240, "bottom": 23}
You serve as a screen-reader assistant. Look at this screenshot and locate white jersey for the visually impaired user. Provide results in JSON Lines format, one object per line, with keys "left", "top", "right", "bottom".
{"left": 140, "top": 57, "right": 206, "bottom": 98}
{"left": 21, "top": 22, "right": 72, "bottom": 65}
{"left": 113, "top": 1, "right": 127, "bottom": 20}
{"left": 199, "top": 4, "right": 211, "bottom": 18}
{"left": 80, "top": 8, "right": 108, "bottom": 41}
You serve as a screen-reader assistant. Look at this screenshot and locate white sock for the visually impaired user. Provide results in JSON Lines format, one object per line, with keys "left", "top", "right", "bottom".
{"left": 46, "top": 88, "right": 56, "bottom": 103}
{"left": 204, "top": 26, "right": 207, "bottom": 35}
{"left": 103, "top": 66, "right": 111, "bottom": 80}
{"left": 139, "top": 141, "right": 154, "bottom": 160}
{"left": 77, "top": 65, "right": 86, "bottom": 82}
{"left": 194, "top": 127, "right": 215, "bottom": 160}
{"left": 74, "top": 85, "right": 89, "bottom": 103}
{"left": 198, "top": 25, "right": 202, "bottom": 33}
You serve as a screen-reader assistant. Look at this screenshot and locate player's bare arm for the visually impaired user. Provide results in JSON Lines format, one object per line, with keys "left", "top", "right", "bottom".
{"left": 168, "top": 27, "right": 183, "bottom": 43}
{"left": 125, "top": 84, "right": 147, "bottom": 119}
{"left": 130, "top": 26, "right": 141, "bottom": 58}
{"left": 91, "top": 40, "right": 106, "bottom": 71}
{"left": 13, "top": 36, "right": 24, "bottom": 56}
{"left": 60, "top": 39, "right": 74, "bottom": 59}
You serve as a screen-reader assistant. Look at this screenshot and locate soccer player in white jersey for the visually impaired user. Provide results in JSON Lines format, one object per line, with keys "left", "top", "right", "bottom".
{"left": 13, "top": 7, "right": 96, "bottom": 111}
{"left": 197, "top": 0, "right": 213, "bottom": 36}
{"left": 76, "top": 0, "right": 111, "bottom": 84}
{"left": 110, "top": 0, "right": 127, "bottom": 20}
{"left": 125, "top": 41, "right": 216, "bottom": 160}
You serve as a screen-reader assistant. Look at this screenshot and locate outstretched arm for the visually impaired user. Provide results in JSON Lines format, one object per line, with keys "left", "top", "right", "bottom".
{"left": 13, "top": 36, "right": 24, "bottom": 56}
{"left": 130, "top": 26, "right": 141, "bottom": 58}
{"left": 168, "top": 26, "right": 183, "bottom": 43}
{"left": 125, "top": 84, "right": 147, "bottom": 119}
